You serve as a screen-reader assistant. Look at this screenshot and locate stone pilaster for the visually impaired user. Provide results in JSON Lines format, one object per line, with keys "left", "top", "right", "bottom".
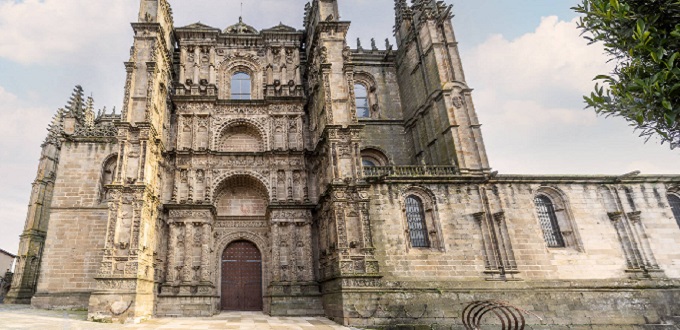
{"left": 88, "top": 0, "right": 175, "bottom": 323}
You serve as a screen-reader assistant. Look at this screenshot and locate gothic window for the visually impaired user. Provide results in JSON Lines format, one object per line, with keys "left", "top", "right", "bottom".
{"left": 405, "top": 196, "right": 430, "bottom": 248}
{"left": 231, "top": 72, "right": 252, "bottom": 100}
{"left": 534, "top": 195, "right": 566, "bottom": 248}
{"left": 361, "top": 148, "right": 388, "bottom": 167}
{"left": 668, "top": 193, "right": 680, "bottom": 228}
{"left": 355, "top": 84, "right": 370, "bottom": 118}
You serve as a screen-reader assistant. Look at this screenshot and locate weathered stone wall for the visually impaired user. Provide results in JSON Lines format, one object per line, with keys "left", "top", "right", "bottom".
{"left": 360, "top": 124, "right": 414, "bottom": 165}
{"left": 31, "top": 141, "right": 116, "bottom": 309}
{"left": 368, "top": 180, "right": 680, "bottom": 281}
{"left": 331, "top": 281, "right": 680, "bottom": 328}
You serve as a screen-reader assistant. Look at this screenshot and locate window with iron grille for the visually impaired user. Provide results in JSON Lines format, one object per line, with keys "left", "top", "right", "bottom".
{"left": 668, "top": 194, "right": 680, "bottom": 229}
{"left": 405, "top": 196, "right": 430, "bottom": 248}
{"left": 534, "top": 195, "right": 566, "bottom": 248}
{"left": 231, "top": 72, "right": 252, "bottom": 100}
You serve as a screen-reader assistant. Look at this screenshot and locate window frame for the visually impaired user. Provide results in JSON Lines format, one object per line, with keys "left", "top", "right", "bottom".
{"left": 354, "top": 83, "right": 370, "bottom": 118}
{"left": 532, "top": 187, "right": 583, "bottom": 251}
{"left": 400, "top": 187, "right": 445, "bottom": 252}
{"left": 668, "top": 193, "right": 680, "bottom": 229}
{"left": 534, "top": 194, "right": 566, "bottom": 248}
{"left": 405, "top": 195, "right": 430, "bottom": 248}
{"left": 231, "top": 72, "right": 252, "bottom": 100}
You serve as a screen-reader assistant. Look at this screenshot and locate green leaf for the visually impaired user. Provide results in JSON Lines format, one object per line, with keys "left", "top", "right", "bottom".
{"left": 668, "top": 52, "right": 679, "bottom": 68}
{"left": 662, "top": 99, "right": 672, "bottom": 110}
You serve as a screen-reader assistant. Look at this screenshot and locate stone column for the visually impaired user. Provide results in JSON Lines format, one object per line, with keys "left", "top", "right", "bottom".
{"left": 200, "top": 223, "right": 211, "bottom": 282}
{"left": 166, "top": 223, "right": 178, "bottom": 284}
{"left": 608, "top": 212, "right": 642, "bottom": 269}
{"left": 182, "top": 223, "right": 194, "bottom": 283}
{"left": 193, "top": 47, "right": 200, "bottom": 84}
{"left": 209, "top": 47, "right": 216, "bottom": 85}
{"left": 627, "top": 211, "right": 661, "bottom": 271}
{"left": 179, "top": 47, "right": 186, "bottom": 85}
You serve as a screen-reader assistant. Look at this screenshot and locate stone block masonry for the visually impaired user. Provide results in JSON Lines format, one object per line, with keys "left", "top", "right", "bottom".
{"left": 5, "top": 0, "right": 680, "bottom": 328}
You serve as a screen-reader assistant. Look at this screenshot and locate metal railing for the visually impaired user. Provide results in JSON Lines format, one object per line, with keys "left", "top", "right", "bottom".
{"left": 363, "top": 165, "right": 458, "bottom": 178}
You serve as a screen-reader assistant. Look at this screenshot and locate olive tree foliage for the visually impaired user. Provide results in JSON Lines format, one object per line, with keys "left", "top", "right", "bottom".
{"left": 573, "top": 0, "right": 680, "bottom": 149}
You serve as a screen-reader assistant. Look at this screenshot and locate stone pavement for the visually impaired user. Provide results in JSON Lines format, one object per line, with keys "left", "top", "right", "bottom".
{"left": 0, "top": 305, "right": 353, "bottom": 330}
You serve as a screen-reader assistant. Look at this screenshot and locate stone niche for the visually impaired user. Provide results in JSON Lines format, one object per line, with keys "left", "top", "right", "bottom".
{"left": 156, "top": 205, "right": 217, "bottom": 317}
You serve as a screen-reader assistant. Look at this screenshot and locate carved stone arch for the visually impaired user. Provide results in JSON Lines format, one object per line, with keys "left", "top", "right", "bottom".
{"left": 597, "top": 185, "right": 619, "bottom": 213}
{"left": 213, "top": 118, "right": 269, "bottom": 152}
{"left": 665, "top": 185, "right": 680, "bottom": 229}
{"left": 354, "top": 71, "right": 379, "bottom": 119}
{"left": 360, "top": 146, "right": 390, "bottom": 166}
{"left": 400, "top": 185, "right": 438, "bottom": 209}
{"left": 217, "top": 53, "right": 264, "bottom": 99}
{"left": 667, "top": 184, "right": 680, "bottom": 194}
{"left": 535, "top": 186, "right": 570, "bottom": 211}
{"left": 211, "top": 171, "right": 272, "bottom": 203}
{"left": 354, "top": 71, "right": 377, "bottom": 90}
{"left": 213, "top": 231, "right": 270, "bottom": 308}
{"left": 534, "top": 185, "right": 583, "bottom": 250}
{"left": 99, "top": 153, "right": 119, "bottom": 203}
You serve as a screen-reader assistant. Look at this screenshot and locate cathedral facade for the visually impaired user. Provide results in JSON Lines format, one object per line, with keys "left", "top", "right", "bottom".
{"left": 6, "top": 0, "right": 680, "bottom": 327}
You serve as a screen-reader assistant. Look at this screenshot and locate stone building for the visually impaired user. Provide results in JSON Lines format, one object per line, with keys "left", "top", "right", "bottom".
{"left": 6, "top": 0, "right": 680, "bottom": 327}
{"left": 0, "top": 248, "right": 16, "bottom": 275}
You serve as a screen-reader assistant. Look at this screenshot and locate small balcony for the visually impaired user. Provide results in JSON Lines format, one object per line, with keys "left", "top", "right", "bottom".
{"left": 363, "top": 165, "right": 459, "bottom": 179}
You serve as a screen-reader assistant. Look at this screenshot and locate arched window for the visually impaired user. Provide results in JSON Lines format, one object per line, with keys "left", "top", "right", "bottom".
{"left": 355, "top": 84, "right": 369, "bottom": 118}
{"left": 231, "top": 72, "right": 251, "bottom": 100}
{"left": 405, "top": 196, "right": 430, "bottom": 248}
{"left": 534, "top": 195, "right": 566, "bottom": 248}
{"left": 668, "top": 193, "right": 680, "bottom": 228}
{"left": 361, "top": 148, "right": 388, "bottom": 167}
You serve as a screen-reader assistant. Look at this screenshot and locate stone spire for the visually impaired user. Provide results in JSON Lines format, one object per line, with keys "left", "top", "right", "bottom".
{"left": 394, "top": 0, "right": 411, "bottom": 32}
{"left": 44, "top": 108, "right": 65, "bottom": 146}
{"left": 84, "top": 96, "right": 95, "bottom": 128}
{"left": 65, "top": 85, "right": 85, "bottom": 123}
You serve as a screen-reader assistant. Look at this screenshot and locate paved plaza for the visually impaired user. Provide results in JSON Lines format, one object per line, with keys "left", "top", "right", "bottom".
{"left": 0, "top": 305, "right": 353, "bottom": 330}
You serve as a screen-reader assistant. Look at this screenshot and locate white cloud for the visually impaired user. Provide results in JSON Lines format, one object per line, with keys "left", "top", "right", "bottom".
{"left": 463, "top": 16, "right": 678, "bottom": 174}
{"left": 0, "top": 86, "right": 53, "bottom": 254}
{"left": 0, "top": 0, "right": 136, "bottom": 64}
{"left": 467, "top": 16, "right": 612, "bottom": 97}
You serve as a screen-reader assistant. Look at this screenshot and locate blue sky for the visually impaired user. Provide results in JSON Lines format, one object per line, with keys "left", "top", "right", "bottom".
{"left": 0, "top": 0, "right": 677, "bottom": 254}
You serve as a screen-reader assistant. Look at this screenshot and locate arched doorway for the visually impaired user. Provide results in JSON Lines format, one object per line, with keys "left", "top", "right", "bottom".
{"left": 221, "top": 240, "right": 263, "bottom": 311}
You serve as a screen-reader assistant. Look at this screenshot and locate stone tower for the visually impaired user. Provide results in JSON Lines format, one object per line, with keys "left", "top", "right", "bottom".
{"left": 7, "top": 0, "right": 680, "bottom": 328}
{"left": 394, "top": 0, "right": 489, "bottom": 172}
{"left": 80, "top": 0, "right": 175, "bottom": 322}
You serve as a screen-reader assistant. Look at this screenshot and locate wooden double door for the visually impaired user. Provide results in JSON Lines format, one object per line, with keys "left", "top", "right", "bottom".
{"left": 221, "top": 240, "right": 263, "bottom": 311}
